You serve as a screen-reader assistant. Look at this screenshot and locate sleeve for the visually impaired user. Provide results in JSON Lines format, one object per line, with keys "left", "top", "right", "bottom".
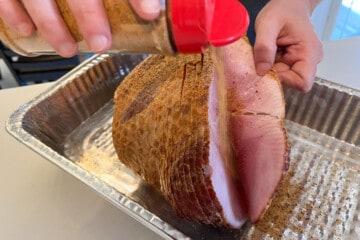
{"left": 240, "top": 0, "right": 269, "bottom": 44}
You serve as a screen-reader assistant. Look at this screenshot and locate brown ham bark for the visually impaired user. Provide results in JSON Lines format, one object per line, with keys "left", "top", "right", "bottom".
{"left": 112, "top": 37, "right": 289, "bottom": 228}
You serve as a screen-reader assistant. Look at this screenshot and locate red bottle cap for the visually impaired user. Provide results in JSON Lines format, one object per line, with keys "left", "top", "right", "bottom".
{"left": 170, "top": 0, "right": 249, "bottom": 53}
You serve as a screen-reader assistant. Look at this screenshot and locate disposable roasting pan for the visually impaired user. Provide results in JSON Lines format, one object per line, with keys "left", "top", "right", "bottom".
{"left": 6, "top": 54, "right": 360, "bottom": 239}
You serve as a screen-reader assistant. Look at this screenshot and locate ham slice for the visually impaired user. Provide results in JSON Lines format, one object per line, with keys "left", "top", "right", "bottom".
{"left": 214, "top": 39, "right": 289, "bottom": 222}
{"left": 112, "top": 37, "right": 289, "bottom": 228}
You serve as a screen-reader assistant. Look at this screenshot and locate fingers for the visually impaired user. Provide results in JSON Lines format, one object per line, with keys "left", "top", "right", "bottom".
{"left": 274, "top": 33, "right": 323, "bottom": 92}
{"left": 0, "top": 0, "right": 35, "bottom": 36}
{"left": 274, "top": 61, "right": 316, "bottom": 92}
{"left": 22, "top": 0, "right": 78, "bottom": 57}
{"left": 253, "top": 9, "right": 281, "bottom": 75}
{"left": 129, "top": 0, "right": 162, "bottom": 20}
{"left": 22, "top": 0, "right": 111, "bottom": 57}
{"left": 66, "top": 0, "right": 111, "bottom": 53}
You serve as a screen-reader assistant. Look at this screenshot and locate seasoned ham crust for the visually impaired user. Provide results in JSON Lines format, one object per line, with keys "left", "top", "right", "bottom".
{"left": 112, "top": 37, "right": 289, "bottom": 228}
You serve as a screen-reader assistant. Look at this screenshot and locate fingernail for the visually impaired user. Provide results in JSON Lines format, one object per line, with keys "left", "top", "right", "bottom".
{"left": 16, "top": 23, "right": 33, "bottom": 36}
{"left": 58, "top": 42, "right": 77, "bottom": 57}
{"left": 140, "top": 0, "right": 161, "bottom": 15}
{"left": 256, "top": 62, "right": 272, "bottom": 75}
{"left": 89, "top": 34, "right": 109, "bottom": 53}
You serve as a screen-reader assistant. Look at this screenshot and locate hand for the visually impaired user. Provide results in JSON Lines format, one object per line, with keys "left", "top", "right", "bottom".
{"left": 0, "top": 0, "right": 162, "bottom": 57}
{"left": 253, "top": 0, "right": 323, "bottom": 92}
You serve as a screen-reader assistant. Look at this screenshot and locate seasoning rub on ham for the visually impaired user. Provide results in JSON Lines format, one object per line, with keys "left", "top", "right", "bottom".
{"left": 112, "top": 37, "right": 289, "bottom": 228}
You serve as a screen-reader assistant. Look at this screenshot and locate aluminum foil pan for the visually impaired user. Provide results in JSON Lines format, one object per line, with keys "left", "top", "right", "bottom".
{"left": 6, "top": 54, "right": 360, "bottom": 239}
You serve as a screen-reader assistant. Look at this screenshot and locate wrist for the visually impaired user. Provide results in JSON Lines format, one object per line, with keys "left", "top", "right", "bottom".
{"left": 293, "top": 0, "right": 322, "bottom": 14}
{"left": 309, "top": 0, "right": 322, "bottom": 13}
{"left": 284, "top": 0, "right": 321, "bottom": 16}
{"left": 268, "top": 0, "right": 320, "bottom": 15}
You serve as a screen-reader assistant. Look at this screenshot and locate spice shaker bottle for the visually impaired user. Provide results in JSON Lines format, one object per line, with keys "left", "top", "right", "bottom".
{"left": 0, "top": 0, "right": 249, "bottom": 56}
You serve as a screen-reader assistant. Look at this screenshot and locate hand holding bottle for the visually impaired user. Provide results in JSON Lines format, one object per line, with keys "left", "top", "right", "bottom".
{"left": 0, "top": 0, "right": 161, "bottom": 57}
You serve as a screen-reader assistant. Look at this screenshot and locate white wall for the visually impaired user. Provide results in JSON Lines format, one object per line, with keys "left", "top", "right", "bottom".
{"left": 311, "top": 0, "right": 342, "bottom": 41}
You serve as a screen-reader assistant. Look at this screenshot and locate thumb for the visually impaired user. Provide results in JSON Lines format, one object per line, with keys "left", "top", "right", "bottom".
{"left": 253, "top": 14, "right": 281, "bottom": 75}
{"left": 129, "top": 0, "right": 162, "bottom": 20}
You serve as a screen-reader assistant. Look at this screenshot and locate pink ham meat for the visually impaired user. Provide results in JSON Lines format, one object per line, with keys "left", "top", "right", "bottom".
{"left": 215, "top": 39, "right": 289, "bottom": 222}
{"left": 112, "top": 37, "right": 289, "bottom": 228}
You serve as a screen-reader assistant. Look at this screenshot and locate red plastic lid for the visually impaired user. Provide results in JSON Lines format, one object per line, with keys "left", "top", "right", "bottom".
{"left": 170, "top": 0, "right": 249, "bottom": 53}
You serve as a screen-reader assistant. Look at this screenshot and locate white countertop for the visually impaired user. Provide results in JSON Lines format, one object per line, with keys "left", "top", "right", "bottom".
{"left": 0, "top": 37, "right": 359, "bottom": 240}
{"left": 0, "top": 83, "right": 160, "bottom": 240}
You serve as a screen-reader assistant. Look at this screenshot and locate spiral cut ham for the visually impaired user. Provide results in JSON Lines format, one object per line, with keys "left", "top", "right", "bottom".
{"left": 112, "top": 37, "right": 289, "bottom": 228}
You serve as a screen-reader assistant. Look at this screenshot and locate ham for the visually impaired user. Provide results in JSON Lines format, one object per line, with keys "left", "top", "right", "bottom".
{"left": 112, "top": 37, "right": 289, "bottom": 228}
